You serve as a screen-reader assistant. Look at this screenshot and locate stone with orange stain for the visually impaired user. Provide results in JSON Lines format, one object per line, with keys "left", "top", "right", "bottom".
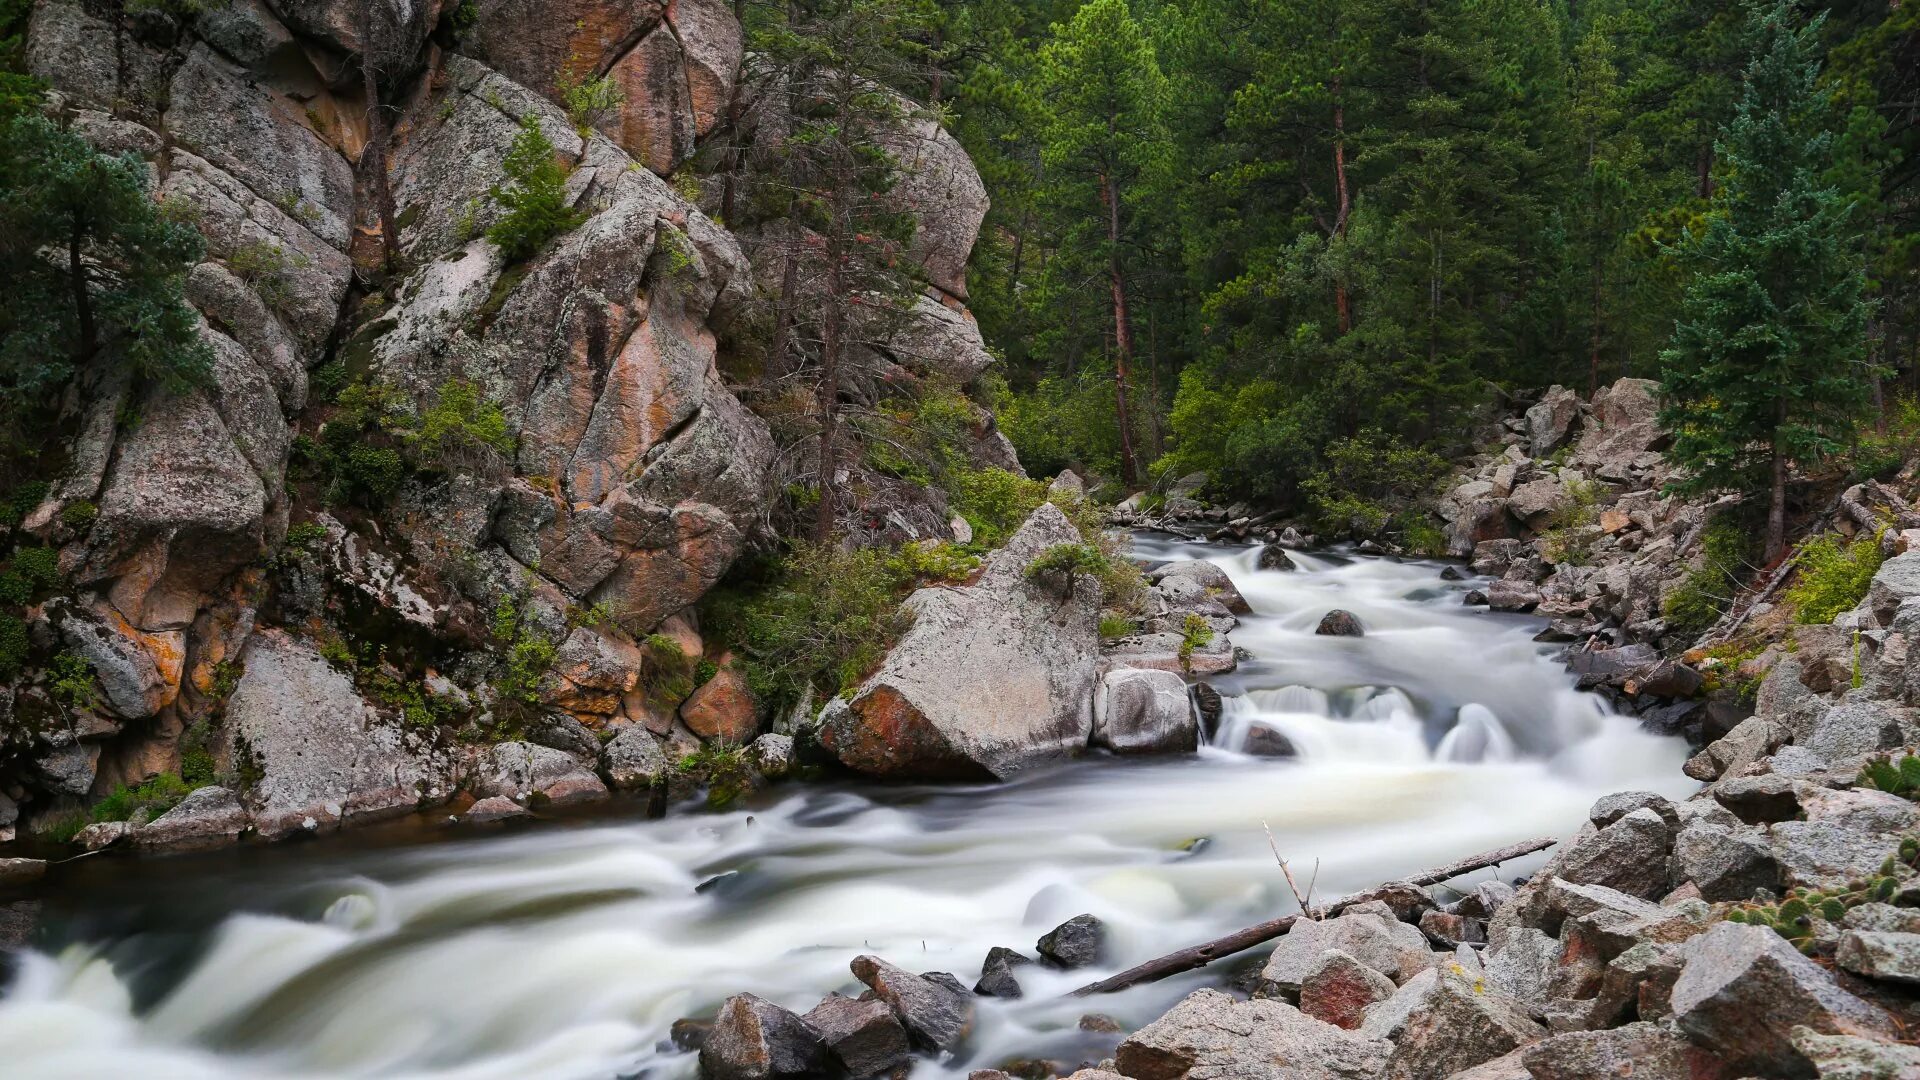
{"left": 461, "top": 0, "right": 667, "bottom": 106}
{"left": 680, "top": 666, "right": 758, "bottom": 743}
{"left": 604, "top": 25, "right": 694, "bottom": 174}
{"left": 53, "top": 599, "right": 186, "bottom": 720}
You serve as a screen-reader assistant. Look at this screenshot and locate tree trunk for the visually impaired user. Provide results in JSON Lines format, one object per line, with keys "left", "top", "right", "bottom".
{"left": 69, "top": 214, "right": 95, "bottom": 364}
{"left": 813, "top": 226, "right": 846, "bottom": 545}
{"left": 360, "top": 1, "right": 400, "bottom": 274}
{"left": 1766, "top": 400, "right": 1788, "bottom": 564}
{"left": 1332, "top": 77, "right": 1352, "bottom": 335}
{"left": 1100, "top": 172, "right": 1139, "bottom": 486}
{"left": 770, "top": 232, "right": 801, "bottom": 375}
{"left": 719, "top": 0, "right": 747, "bottom": 226}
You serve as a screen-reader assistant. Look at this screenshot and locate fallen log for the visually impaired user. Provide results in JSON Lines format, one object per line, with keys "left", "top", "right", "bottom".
{"left": 1069, "top": 835, "right": 1557, "bottom": 997}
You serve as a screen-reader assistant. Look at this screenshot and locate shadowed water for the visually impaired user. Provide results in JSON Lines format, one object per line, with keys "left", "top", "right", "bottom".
{"left": 0, "top": 539, "right": 1693, "bottom": 1078}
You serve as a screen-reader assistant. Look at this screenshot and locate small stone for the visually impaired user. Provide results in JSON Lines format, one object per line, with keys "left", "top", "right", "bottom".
{"left": 1463, "top": 589, "right": 1489, "bottom": 606}
{"left": 748, "top": 733, "right": 795, "bottom": 779}
{"left": 1315, "top": 610, "right": 1365, "bottom": 637}
{"left": 601, "top": 725, "right": 669, "bottom": 789}
{"left": 1587, "top": 790, "right": 1675, "bottom": 828}
{"left": 1836, "top": 930, "right": 1920, "bottom": 986}
{"left": 1077, "top": 1013, "right": 1125, "bottom": 1034}
{"left": 463, "top": 796, "right": 530, "bottom": 824}
{"left": 974, "top": 946, "right": 1033, "bottom": 998}
{"left": 1038, "top": 913, "right": 1106, "bottom": 968}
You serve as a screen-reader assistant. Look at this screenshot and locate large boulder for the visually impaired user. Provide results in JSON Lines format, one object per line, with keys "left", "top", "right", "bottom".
{"left": 1572, "top": 378, "right": 1665, "bottom": 480}
{"left": 1259, "top": 905, "right": 1436, "bottom": 997}
{"left": 821, "top": 505, "right": 1101, "bottom": 779}
{"left": 1299, "top": 949, "right": 1398, "bottom": 1031}
{"left": 1668, "top": 922, "right": 1896, "bottom": 1076}
{"left": 1092, "top": 667, "right": 1197, "bottom": 755}
{"left": 221, "top": 630, "right": 453, "bottom": 838}
{"left": 699, "top": 993, "right": 828, "bottom": 1080}
{"left": 1359, "top": 963, "right": 1545, "bottom": 1080}
{"left": 1114, "top": 989, "right": 1391, "bottom": 1080}
{"left": 849, "top": 955, "right": 974, "bottom": 1053}
{"left": 1525, "top": 385, "right": 1582, "bottom": 459}
{"left": 800, "top": 994, "right": 911, "bottom": 1077}
{"left": 136, "top": 786, "right": 252, "bottom": 852}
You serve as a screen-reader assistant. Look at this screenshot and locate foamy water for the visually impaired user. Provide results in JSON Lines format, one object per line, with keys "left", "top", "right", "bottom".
{"left": 0, "top": 538, "right": 1694, "bottom": 1079}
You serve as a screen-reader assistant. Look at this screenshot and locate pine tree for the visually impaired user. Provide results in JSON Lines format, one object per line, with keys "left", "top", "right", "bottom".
{"left": 485, "top": 116, "right": 583, "bottom": 262}
{"left": 1033, "top": 0, "right": 1169, "bottom": 486}
{"left": 1658, "top": 0, "right": 1872, "bottom": 563}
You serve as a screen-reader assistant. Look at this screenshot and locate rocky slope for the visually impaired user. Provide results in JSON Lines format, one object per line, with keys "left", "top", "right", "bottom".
{"left": 0, "top": 0, "right": 1014, "bottom": 851}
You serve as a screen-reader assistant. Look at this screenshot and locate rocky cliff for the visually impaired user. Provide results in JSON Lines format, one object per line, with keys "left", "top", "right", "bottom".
{"left": 0, "top": 0, "right": 1009, "bottom": 847}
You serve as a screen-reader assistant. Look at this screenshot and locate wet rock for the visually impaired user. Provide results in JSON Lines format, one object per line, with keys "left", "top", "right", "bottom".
{"left": 1242, "top": 725, "right": 1298, "bottom": 758}
{"left": 1463, "top": 589, "right": 1489, "bottom": 607}
{"left": 1115, "top": 989, "right": 1391, "bottom": 1080}
{"left": 1038, "top": 914, "right": 1106, "bottom": 969}
{"left": 602, "top": 726, "right": 670, "bottom": 789}
{"left": 801, "top": 993, "right": 912, "bottom": 1077}
{"left": 681, "top": 668, "right": 760, "bottom": 744}
{"left": 1150, "top": 560, "right": 1252, "bottom": 616}
{"left": 1359, "top": 963, "right": 1545, "bottom": 1080}
{"left": 225, "top": 630, "right": 451, "bottom": 838}
{"left": 974, "top": 946, "right": 1033, "bottom": 998}
{"left": 75, "top": 821, "right": 135, "bottom": 852}
{"left": 1299, "top": 949, "right": 1397, "bottom": 1031}
{"left": 463, "top": 796, "right": 531, "bottom": 824}
{"left": 470, "top": 742, "right": 588, "bottom": 802}
{"left": 851, "top": 954, "right": 975, "bottom": 1053}
{"left": 1258, "top": 545, "right": 1296, "bottom": 571}
{"left": 537, "top": 771, "right": 611, "bottom": 806}
{"left": 137, "top": 786, "right": 251, "bottom": 851}
{"left": 1092, "top": 668, "right": 1197, "bottom": 755}
{"left": 1669, "top": 922, "right": 1895, "bottom": 1075}
{"left": 0, "top": 859, "right": 46, "bottom": 888}
{"left": 823, "top": 506, "right": 1100, "bottom": 780}
{"left": 1836, "top": 930, "right": 1920, "bottom": 986}
{"left": 1260, "top": 905, "right": 1435, "bottom": 997}
{"left": 1486, "top": 580, "right": 1543, "bottom": 613}
{"left": 700, "top": 993, "right": 828, "bottom": 1080}
{"left": 1520, "top": 1022, "right": 1700, "bottom": 1080}
{"left": 1315, "top": 610, "right": 1365, "bottom": 637}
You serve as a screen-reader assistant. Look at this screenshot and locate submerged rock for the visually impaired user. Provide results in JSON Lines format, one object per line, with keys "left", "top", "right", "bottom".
{"left": 850, "top": 954, "right": 975, "bottom": 1053}
{"left": 974, "top": 946, "right": 1033, "bottom": 998}
{"left": 1315, "top": 610, "right": 1365, "bottom": 637}
{"left": 1092, "top": 667, "right": 1197, "bottom": 755}
{"left": 700, "top": 993, "right": 827, "bottom": 1080}
{"left": 801, "top": 993, "right": 912, "bottom": 1077}
{"left": 1038, "top": 914, "right": 1106, "bottom": 969}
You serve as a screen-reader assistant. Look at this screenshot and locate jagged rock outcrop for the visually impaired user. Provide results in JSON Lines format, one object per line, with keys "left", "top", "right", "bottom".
{"left": 820, "top": 504, "right": 1100, "bottom": 779}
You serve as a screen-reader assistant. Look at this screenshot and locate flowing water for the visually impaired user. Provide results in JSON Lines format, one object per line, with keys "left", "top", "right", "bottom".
{"left": 0, "top": 539, "right": 1695, "bottom": 1079}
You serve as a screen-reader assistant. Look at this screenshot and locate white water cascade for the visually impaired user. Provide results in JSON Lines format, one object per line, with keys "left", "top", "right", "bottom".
{"left": 0, "top": 538, "right": 1694, "bottom": 1079}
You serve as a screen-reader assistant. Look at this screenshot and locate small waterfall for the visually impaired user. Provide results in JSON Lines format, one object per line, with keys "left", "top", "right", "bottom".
{"left": 1434, "top": 704, "right": 1519, "bottom": 763}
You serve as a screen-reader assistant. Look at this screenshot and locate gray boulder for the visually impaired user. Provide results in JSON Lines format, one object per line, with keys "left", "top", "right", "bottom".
{"left": 822, "top": 505, "right": 1101, "bottom": 779}
{"left": 1485, "top": 928, "right": 1562, "bottom": 1003}
{"left": 1672, "top": 818, "right": 1779, "bottom": 901}
{"left": 1525, "top": 386, "right": 1581, "bottom": 459}
{"left": 1536, "top": 808, "right": 1674, "bottom": 900}
{"left": 1092, "top": 668, "right": 1197, "bottom": 755}
{"left": 222, "top": 631, "right": 451, "bottom": 838}
{"left": 974, "top": 946, "right": 1032, "bottom": 998}
{"left": 1038, "top": 914, "right": 1106, "bottom": 969}
{"left": 1867, "top": 551, "right": 1920, "bottom": 625}
{"left": 463, "top": 797, "right": 531, "bottom": 824}
{"left": 1507, "top": 478, "right": 1568, "bottom": 526}
{"left": 1520, "top": 1022, "right": 1697, "bottom": 1080}
{"left": 1260, "top": 905, "right": 1435, "bottom": 997}
{"left": 850, "top": 955, "right": 974, "bottom": 1053}
{"left": 1792, "top": 1026, "right": 1920, "bottom": 1080}
{"left": 1115, "top": 989, "right": 1391, "bottom": 1080}
{"left": 1669, "top": 922, "right": 1895, "bottom": 1075}
{"left": 1299, "top": 949, "right": 1398, "bottom": 1031}
{"left": 700, "top": 993, "right": 828, "bottom": 1080}
{"left": 1836, "top": 930, "right": 1920, "bottom": 986}
{"left": 801, "top": 993, "right": 912, "bottom": 1077}
{"left": 748, "top": 733, "right": 794, "bottom": 779}
{"left": 601, "top": 726, "right": 670, "bottom": 789}
{"left": 1316, "top": 610, "right": 1366, "bottom": 637}
{"left": 1360, "top": 963, "right": 1545, "bottom": 1080}
{"left": 137, "top": 786, "right": 251, "bottom": 852}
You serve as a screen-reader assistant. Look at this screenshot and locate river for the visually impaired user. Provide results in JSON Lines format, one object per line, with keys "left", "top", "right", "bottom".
{"left": 0, "top": 537, "right": 1694, "bottom": 1079}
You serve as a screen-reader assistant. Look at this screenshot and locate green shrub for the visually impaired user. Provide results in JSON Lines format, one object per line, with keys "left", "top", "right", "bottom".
{"left": 0, "top": 544, "right": 59, "bottom": 604}
{"left": 0, "top": 479, "right": 48, "bottom": 528}
{"left": 486, "top": 116, "right": 585, "bottom": 261}
{"left": 1025, "top": 542, "right": 1109, "bottom": 591}
{"left": 678, "top": 742, "right": 753, "bottom": 810}
{"left": 1178, "top": 612, "right": 1215, "bottom": 673}
{"left": 59, "top": 499, "right": 97, "bottom": 532}
{"left": 49, "top": 649, "right": 95, "bottom": 710}
{"left": 1860, "top": 753, "right": 1920, "bottom": 800}
{"left": 556, "top": 63, "right": 623, "bottom": 133}
{"left": 337, "top": 445, "right": 407, "bottom": 505}
{"left": 285, "top": 520, "right": 328, "bottom": 551}
{"left": 1394, "top": 514, "right": 1448, "bottom": 558}
{"left": 890, "top": 540, "right": 978, "bottom": 583}
{"left": 1540, "top": 479, "right": 1603, "bottom": 566}
{"left": 0, "top": 611, "right": 27, "bottom": 677}
{"left": 1786, "top": 529, "right": 1886, "bottom": 625}
{"left": 1098, "top": 613, "right": 1136, "bottom": 639}
{"left": 89, "top": 772, "right": 193, "bottom": 824}
{"left": 949, "top": 467, "right": 1048, "bottom": 549}
{"left": 1661, "top": 516, "right": 1756, "bottom": 641}
{"left": 1301, "top": 431, "right": 1450, "bottom": 539}
{"left": 490, "top": 597, "right": 558, "bottom": 717}
{"left": 410, "top": 378, "right": 514, "bottom": 474}
{"left": 225, "top": 239, "right": 308, "bottom": 315}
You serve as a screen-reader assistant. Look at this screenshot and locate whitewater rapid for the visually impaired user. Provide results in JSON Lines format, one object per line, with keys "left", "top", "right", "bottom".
{"left": 0, "top": 539, "right": 1694, "bottom": 1079}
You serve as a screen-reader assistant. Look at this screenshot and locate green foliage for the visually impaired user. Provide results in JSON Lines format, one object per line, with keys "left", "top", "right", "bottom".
{"left": 0, "top": 478, "right": 46, "bottom": 528}
{"left": 59, "top": 500, "right": 97, "bottom": 532}
{"left": 1723, "top": 837, "right": 1918, "bottom": 953}
{"left": 1662, "top": 516, "right": 1756, "bottom": 641}
{"left": 703, "top": 543, "right": 915, "bottom": 712}
{"left": 1098, "top": 613, "right": 1136, "bottom": 640}
{"left": 1300, "top": 432, "right": 1450, "bottom": 539}
{"left": 0, "top": 545, "right": 60, "bottom": 604}
{"left": 678, "top": 742, "right": 754, "bottom": 810}
{"left": 48, "top": 650, "right": 95, "bottom": 711}
{"left": 556, "top": 61, "right": 623, "bottom": 133}
{"left": 1541, "top": 480, "right": 1604, "bottom": 566}
{"left": 448, "top": 0, "right": 478, "bottom": 35}
{"left": 224, "top": 240, "right": 308, "bottom": 315}
{"left": 489, "top": 596, "right": 559, "bottom": 718}
{"left": 1786, "top": 529, "right": 1886, "bottom": 625}
{"left": 410, "top": 378, "right": 515, "bottom": 474}
{"left": 1025, "top": 542, "right": 1108, "bottom": 590}
{"left": 949, "top": 468, "right": 1049, "bottom": 550}
{"left": 1177, "top": 613, "right": 1215, "bottom": 674}
{"left": 0, "top": 611, "right": 26, "bottom": 678}
{"left": 892, "top": 540, "right": 979, "bottom": 583}
{"left": 89, "top": 772, "right": 193, "bottom": 825}
{"left": 486, "top": 116, "right": 584, "bottom": 261}
{"left": 1658, "top": 2, "right": 1872, "bottom": 559}
{"left": 0, "top": 113, "right": 211, "bottom": 453}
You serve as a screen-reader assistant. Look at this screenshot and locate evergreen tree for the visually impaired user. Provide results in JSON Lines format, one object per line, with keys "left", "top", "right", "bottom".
{"left": 1658, "top": 0, "right": 1872, "bottom": 563}
{"left": 0, "top": 113, "right": 210, "bottom": 454}
{"left": 1032, "top": 0, "right": 1170, "bottom": 485}
{"left": 485, "top": 116, "right": 584, "bottom": 261}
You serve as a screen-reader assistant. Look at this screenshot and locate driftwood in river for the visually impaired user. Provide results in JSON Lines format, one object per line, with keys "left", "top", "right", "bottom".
{"left": 1069, "top": 835, "right": 1557, "bottom": 996}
